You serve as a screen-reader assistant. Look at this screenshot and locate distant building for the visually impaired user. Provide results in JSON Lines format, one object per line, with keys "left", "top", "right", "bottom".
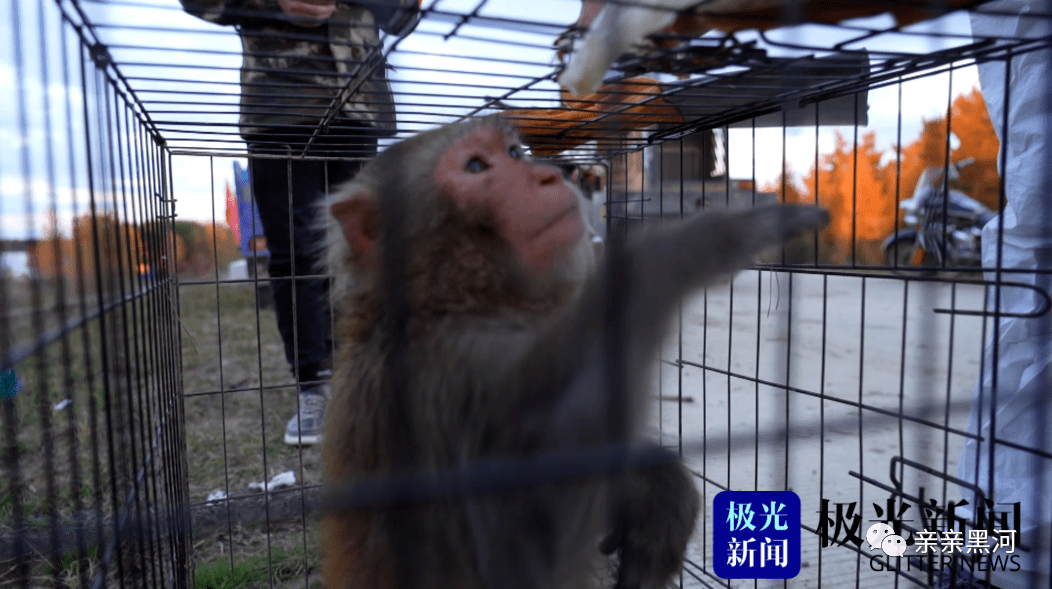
{"left": 603, "top": 130, "right": 776, "bottom": 236}
{"left": 647, "top": 130, "right": 722, "bottom": 185}
{"left": 1, "top": 240, "right": 36, "bottom": 278}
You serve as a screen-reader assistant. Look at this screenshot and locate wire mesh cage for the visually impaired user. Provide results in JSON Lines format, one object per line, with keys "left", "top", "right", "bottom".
{"left": 0, "top": 0, "right": 192, "bottom": 586}
{"left": 2, "top": 0, "right": 1051, "bottom": 588}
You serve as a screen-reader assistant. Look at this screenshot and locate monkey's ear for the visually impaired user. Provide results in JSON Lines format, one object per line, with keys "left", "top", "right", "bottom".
{"left": 331, "top": 194, "right": 379, "bottom": 267}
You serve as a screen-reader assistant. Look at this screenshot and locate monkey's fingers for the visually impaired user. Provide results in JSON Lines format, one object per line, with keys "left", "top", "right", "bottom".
{"left": 636, "top": 204, "right": 828, "bottom": 290}
{"left": 748, "top": 203, "right": 830, "bottom": 246}
{"left": 605, "top": 203, "right": 827, "bottom": 371}
{"left": 697, "top": 204, "right": 829, "bottom": 274}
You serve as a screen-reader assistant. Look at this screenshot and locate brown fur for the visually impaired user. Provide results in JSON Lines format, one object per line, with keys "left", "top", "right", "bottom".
{"left": 323, "top": 118, "right": 597, "bottom": 589}
{"left": 321, "top": 117, "right": 830, "bottom": 589}
{"left": 339, "top": 203, "right": 569, "bottom": 344}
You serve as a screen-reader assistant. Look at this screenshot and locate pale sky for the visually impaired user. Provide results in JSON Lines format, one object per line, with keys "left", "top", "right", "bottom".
{"left": 0, "top": 0, "right": 985, "bottom": 243}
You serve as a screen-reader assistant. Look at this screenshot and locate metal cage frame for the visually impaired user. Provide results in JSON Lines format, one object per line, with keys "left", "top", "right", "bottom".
{"left": 2, "top": 1, "right": 1051, "bottom": 588}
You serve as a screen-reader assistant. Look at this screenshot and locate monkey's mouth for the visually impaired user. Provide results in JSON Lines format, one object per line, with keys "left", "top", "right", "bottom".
{"left": 533, "top": 204, "right": 581, "bottom": 240}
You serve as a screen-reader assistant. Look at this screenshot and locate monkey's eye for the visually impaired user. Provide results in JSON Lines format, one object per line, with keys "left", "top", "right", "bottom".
{"left": 508, "top": 145, "right": 523, "bottom": 160}
{"left": 465, "top": 157, "right": 488, "bottom": 173}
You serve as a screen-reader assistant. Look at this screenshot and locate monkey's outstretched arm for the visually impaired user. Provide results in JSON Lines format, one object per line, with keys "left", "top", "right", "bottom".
{"left": 500, "top": 204, "right": 829, "bottom": 446}
{"left": 455, "top": 204, "right": 824, "bottom": 589}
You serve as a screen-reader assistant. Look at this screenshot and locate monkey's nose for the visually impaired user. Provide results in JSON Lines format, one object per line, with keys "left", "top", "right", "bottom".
{"left": 535, "top": 164, "right": 562, "bottom": 186}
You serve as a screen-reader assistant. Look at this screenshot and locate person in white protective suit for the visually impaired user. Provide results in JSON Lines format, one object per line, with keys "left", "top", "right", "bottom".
{"left": 958, "top": 2, "right": 1052, "bottom": 588}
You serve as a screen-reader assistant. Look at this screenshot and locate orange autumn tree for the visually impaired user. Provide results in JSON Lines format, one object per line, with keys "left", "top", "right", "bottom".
{"left": 33, "top": 216, "right": 241, "bottom": 282}
{"left": 765, "top": 130, "right": 899, "bottom": 264}
{"left": 34, "top": 212, "right": 144, "bottom": 288}
{"left": 764, "top": 86, "right": 1000, "bottom": 265}
{"left": 171, "top": 220, "right": 241, "bottom": 276}
{"left": 809, "top": 130, "right": 898, "bottom": 263}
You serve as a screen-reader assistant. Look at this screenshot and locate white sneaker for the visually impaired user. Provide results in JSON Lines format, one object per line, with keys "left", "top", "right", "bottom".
{"left": 284, "top": 383, "right": 328, "bottom": 445}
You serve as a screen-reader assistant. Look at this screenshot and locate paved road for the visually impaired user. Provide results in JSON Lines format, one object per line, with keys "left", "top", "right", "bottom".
{"left": 647, "top": 269, "right": 989, "bottom": 588}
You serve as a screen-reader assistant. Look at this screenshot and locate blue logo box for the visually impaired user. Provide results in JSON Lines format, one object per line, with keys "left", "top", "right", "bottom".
{"left": 713, "top": 490, "right": 801, "bottom": 579}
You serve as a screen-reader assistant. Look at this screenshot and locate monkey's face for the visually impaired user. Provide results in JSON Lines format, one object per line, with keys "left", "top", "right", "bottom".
{"left": 435, "top": 125, "right": 585, "bottom": 277}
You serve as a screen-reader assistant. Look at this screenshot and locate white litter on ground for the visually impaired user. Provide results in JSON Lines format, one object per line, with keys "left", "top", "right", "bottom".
{"left": 248, "top": 471, "right": 296, "bottom": 493}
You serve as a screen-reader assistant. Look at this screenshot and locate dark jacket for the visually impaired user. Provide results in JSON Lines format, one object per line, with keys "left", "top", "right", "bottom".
{"left": 180, "top": 0, "right": 418, "bottom": 137}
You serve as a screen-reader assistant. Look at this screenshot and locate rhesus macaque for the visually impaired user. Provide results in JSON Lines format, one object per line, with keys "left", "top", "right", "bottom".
{"left": 322, "top": 116, "right": 828, "bottom": 589}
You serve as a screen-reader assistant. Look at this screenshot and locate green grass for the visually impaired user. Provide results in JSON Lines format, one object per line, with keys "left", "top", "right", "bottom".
{"left": 0, "top": 491, "right": 41, "bottom": 522}
{"left": 5, "top": 279, "right": 326, "bottom": 587}
{"left": 179, "top": 282, "right": 325, "bottom": 589}
{"left": 178, "top": 282, "right": 324, "bottom": 501}
{"left": 194, "top": 544, "right": 319, "bottom": 589}
{"left": 6, "top": 277, "right": 176, "bottom": 525}
{"left": 194, "top": 560, "right": 267, "bottom": 589}
{"left": 41, "top": 544, "right": 100, "bottom": 578}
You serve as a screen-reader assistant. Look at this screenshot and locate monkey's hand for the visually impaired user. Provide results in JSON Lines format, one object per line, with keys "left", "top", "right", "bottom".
{"left": 505, "top": 204, "right": 829, "bottom": 447}
{"left": 622, "top": 203, "right": 831, "bottom": 330}
{"left": 447, "top": 204, "right": 823, "bottom": 589}
{"left": 600, "top": 446, "right": 700, "bottom": 589}
{"left": 607, "top": 204, "right": 831, "bottom": 430}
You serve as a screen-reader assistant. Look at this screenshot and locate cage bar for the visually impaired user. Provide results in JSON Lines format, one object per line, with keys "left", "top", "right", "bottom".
{"left": 2, "top": 1, "right": 1050, "bottom": 588}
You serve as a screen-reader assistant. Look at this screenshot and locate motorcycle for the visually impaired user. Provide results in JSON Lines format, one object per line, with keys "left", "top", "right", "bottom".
{"left": 882, "top": 158, "right": 996, "bottom": 272}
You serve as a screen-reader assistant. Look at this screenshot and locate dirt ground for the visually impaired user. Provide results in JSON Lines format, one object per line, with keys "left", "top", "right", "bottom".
{"left": 4, "top": 266, "right": 991, "bottom": 588}
{"left": 182, "top": 269, "right": 992, "bottom": 588}
{"left": 178, "top": 280, "right": 326, "bottom": 587}
{"left": 658, "top": 270, "right": 990, "bottom": 588}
